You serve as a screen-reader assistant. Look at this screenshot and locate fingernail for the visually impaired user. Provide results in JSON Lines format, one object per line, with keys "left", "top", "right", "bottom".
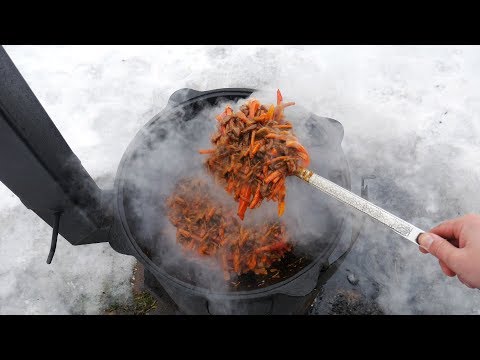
{"left": 418, "top": 233, "right": 434, "bottom": 249}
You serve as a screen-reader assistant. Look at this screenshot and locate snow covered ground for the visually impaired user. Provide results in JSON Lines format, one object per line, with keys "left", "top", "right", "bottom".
{"left": 1, "top": 45, "right": 480, "bottom": 314}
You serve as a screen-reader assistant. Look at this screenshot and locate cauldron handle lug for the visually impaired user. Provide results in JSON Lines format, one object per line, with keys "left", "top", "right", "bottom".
{"left": 167, "top": 88, "right": 204, "bottom": 107}
{"left": 325, "top": 117, "right": 345, "bottom": 145}
{"left": 166, "top": 87, "right": 256, "bottom": 108}
{"left": 323, "top": 174, "right": 376, "bottom": 270}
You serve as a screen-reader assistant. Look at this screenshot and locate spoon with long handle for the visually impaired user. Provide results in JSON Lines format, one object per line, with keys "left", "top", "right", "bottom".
{"left": 296, "top": 168, "right": 425, "bottom": 247}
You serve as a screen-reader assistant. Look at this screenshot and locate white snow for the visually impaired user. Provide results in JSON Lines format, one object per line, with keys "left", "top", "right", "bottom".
{"left": 1, "top": 45, "right": 480, "bottom": 314}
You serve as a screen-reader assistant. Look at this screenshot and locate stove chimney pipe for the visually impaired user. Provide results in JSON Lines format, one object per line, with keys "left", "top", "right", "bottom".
{"left": 0, "top": 46, "right": 111, "bottom": 260}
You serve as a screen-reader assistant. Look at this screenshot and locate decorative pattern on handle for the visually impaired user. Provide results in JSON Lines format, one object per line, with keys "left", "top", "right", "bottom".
{"left": 296, "top": 169, "right": 424, "bottom": 245}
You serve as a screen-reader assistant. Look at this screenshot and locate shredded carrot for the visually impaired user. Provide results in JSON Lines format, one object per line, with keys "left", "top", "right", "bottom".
{"left": 198, "top": 149, "right": 216, "bottom": 154}
{"left": 166, "top": 178, "right": 292, "bottom": 277}
{"left": 199, "top": 90, "right": 310, "bottom": 220}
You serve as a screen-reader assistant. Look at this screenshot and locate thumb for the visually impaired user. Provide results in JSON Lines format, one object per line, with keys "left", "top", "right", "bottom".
{"left": 418, "top": 233, "right": 461, "bottom": 272}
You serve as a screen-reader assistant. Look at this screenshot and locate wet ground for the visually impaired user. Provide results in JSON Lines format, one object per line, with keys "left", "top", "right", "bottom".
{"left": 107, "top": 229, "right": 386, "bottom": 315}
{"left": 309, "top": 227, "right": 386, "bottom": 315}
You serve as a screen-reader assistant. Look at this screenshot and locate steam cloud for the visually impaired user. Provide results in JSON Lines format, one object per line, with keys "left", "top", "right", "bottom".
{"left": 1, "top": 45, "right": 479, "bottom": 314}
{"left": 120, "top": 94, "right": 343, "bottom": 303}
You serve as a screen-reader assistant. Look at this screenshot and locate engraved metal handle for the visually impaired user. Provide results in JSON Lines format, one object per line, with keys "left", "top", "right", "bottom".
{"left": 296, "top": 168, "right": 425, "bottom": 246}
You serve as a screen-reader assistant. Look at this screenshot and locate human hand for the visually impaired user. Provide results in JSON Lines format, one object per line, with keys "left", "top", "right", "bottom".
{"left": 417, "top": 214, "right": 480, "bottom": 289}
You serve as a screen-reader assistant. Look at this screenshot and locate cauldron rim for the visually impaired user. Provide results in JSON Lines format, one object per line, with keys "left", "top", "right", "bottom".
{"left": 113, "top": 87, "right": 352, "bottom": 298}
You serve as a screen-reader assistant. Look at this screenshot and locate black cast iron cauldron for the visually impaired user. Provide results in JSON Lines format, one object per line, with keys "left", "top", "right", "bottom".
{"left": 0, "top": 47, "right": 367, "bottom": 314}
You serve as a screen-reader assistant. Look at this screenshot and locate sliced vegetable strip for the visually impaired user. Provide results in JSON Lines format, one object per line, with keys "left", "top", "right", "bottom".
{"left": 166, "top": 178, "right": 292, "bottom": 277}
{"left": 201, "top": 90, "right": 310, "bottom": 220}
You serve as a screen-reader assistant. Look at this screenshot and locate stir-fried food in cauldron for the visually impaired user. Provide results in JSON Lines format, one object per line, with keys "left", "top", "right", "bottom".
{"left": 199, "top": 90, "right": 310, "bottom": 220}
{"left": 166, "top": 178, "right": 292, "bottom": 279}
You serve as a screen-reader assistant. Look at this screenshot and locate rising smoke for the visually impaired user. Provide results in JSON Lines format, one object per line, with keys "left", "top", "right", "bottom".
{"left": 1, "top": 45, "right": 480, "bottom": 314}
{"left": 120, "top": 92, "right": 346, "bottom": 298}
